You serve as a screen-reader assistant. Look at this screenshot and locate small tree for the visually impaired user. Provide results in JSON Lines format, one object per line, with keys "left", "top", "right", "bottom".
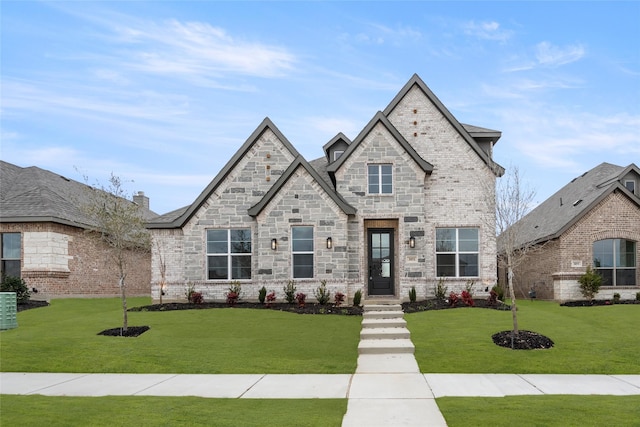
{"left": 495, "top": 166, "right": 537, "bottom": 335}
{"left": 578, "top": 266, "right": 602, "bottom": 301}
{"left": 81, "top": 174, "right": 151, "bottom": 333}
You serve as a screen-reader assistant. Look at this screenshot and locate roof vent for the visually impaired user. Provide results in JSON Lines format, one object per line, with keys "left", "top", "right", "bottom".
{"left": 573, "top": 199, "right": 583, "bottom": 207}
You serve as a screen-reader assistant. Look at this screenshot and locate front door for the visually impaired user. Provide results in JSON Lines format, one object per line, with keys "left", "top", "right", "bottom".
{"left": 368, "top": 228, "right": 394, "bottom": 295}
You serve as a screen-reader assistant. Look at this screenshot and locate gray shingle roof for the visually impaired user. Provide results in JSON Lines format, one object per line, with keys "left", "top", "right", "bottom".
{"left": 503, "top": 162, "right": 640, "bottom": 249}
{"left": 0, "top": 160, "right": 157, "bottom": 228}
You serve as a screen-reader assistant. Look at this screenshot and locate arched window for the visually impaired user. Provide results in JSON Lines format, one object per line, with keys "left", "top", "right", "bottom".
{"left": 593, "top": 239, "right": 636, "bottom": 286}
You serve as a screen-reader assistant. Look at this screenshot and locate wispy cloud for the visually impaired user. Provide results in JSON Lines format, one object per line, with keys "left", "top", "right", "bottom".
{"left": 340, "top": 22, "right": 422, "bottom": 46}
{"left": 462, "top": 20, "right": 512, "bottom": 42}
{"left": 535, "top": 41, "right": 585, "bottom": 67}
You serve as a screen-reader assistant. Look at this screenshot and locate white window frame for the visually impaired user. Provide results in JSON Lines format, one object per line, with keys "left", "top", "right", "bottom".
{"left": 367, "top": 163, "right": 393, "bottom": 195}
{"left": 435, "top": 227, "right": 479, "bottom": 278}
{"left": 333, "top": 150, "right": 344, "bottom": 161}
{"left": 206, "top": 228, "right": 252, "bottom": 281}
{"left": 292, "top": 226, "right": 314, "bottom": 279}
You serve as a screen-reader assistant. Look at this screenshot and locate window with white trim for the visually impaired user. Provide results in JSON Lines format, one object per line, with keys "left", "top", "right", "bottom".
{"left": 292, "top": 226, "right": 313, "bottom": 278}
{"left": 1, "top": 233, "right": 21, "bottom": 278}
{"left": 333, "top": 150, "right": 344, "bottom": 161}
{"left": 207, "top": 229, "right": 251, "bottom": 280}
{"left": 436, "top": 228, "right": 479, "bottom": 277}
{"left": 593, "top": 239, "right": 636, "bottom": 286}
{"left": 368, "top": 164, "right": 393, "bottom": 194}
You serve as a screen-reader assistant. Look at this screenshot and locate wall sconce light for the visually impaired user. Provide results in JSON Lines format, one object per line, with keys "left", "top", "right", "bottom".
{"left": 271, "top": 238, "right": 278, "bottom": 251}
{"left": 409, "top": 236, "right": 416, "bottom": 248}
{"left": 326, "top": 237, "right": 333, "bottom": 249}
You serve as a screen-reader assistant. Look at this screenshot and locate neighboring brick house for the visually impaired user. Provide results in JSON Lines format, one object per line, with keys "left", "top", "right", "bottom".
{"left": 499, "top": 162, "right": 640, "bottom": 301}
{"left": 148, "top": 74, "right": 505, "bottom": 303}
{"left": 0, "top": 161, "right": 155, "bottom": 299}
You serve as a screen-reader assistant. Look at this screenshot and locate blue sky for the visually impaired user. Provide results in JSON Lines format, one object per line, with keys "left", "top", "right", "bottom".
{"left": 2, "top": 1, "right": 639, "bottom": 215}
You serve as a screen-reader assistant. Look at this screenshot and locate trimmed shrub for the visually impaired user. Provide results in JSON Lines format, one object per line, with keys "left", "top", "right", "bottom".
{"left": 578, "top": 266, "right": 602, "bottom": 301}
{"left": 353, "top": 289, "right": 362, "bottom": 307}
{"left": 334, "top": 292, "right": 345, "bottom": 306}
{"left": 295, "top": 292, "right": 306, "bottom": 307}
{"left": 435, "top": 278, "right": 447, "bottom": 301}
{"left": 408, "top": 286, "right": 416, "bottom": 303}
{"left": 314, "top": 280, "right": 331, "bottom": 305}
{"left": 283, "top": 280, "right": 297, "bottom": 304}
{"left": 1, "top": 276, "right": 30, "bottom": 303}
{"left": 258, "top": 286, "right": 267, "bottom": 304}
{"left": 461, "top": 290, "right": 474, "bottom": 307}
{"left": 613, "top": 293, "right": 621, "bottom": 304}
{"left": 266, "top": 291, "right": 276, "bottom": 307}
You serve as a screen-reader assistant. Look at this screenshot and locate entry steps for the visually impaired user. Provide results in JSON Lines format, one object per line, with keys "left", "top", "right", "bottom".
{"left": 358, "top": 303, "right": 415, "bottom": 355}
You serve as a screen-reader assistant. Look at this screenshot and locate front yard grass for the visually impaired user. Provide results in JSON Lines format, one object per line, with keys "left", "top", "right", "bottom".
{"left": 0, "top": 395, "right": 346, "bottom": 427}
{"left": 407, "top": 300, "right": 640, "bottom": 374}
{"left": 437, "top": 395, "right": 640, "bottom": 427}
{"left": 0, "top": 298, "right": 361, "bottom": 374}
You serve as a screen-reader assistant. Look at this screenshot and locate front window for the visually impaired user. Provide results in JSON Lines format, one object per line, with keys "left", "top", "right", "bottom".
{"left": 593, "top": 239, "right": 636, "bottom": 286}
{"left": 292, "top": 226, "right": 314, "bottom": 278}
{"left": 436, "top": 228, "right": 479, "bottom": 277}
{"left": 207, "top": 229, "right": 251, "bottom": 280}
{"left": 368, "top": 164, "right": 393, "bottom": 194}
{"left": 1, "top": 233, "right": 21, "bottom": 279}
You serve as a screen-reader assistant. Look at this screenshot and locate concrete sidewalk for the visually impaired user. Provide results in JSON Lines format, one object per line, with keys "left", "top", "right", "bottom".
{"left": 2, "top": 372, "right": 638, "bottom": 398}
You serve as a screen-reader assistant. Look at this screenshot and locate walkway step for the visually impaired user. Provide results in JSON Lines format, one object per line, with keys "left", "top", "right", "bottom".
{"left": 358, "top": 339, "right": 415, "bottom": 355}
{"left": 362, "top": 310, "right": 404, "bottom": 320}
{"left": 362, "top": 304, "right": 402, "bottom": 312}
{"left": 361, "top": 317, "right": 407, "bottom": 329}
{"left": 360, "top": 328, "right": 410, "bottom": 340}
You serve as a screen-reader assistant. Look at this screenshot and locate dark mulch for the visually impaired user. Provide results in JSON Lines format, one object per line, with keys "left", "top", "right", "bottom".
{"left": 97, "top": 326, "right": 150, "bottom": 337}
{"left": 129, "top": 302, "right": 364, "bottom": 316}
{"left": 16, "top": 300, "right": 50, "bottom": 312}
{"left": 561, "top": 299, "right": 640, "bottom": 307}
{"left": 492, "top": 330, "right": 554, "bottom": 350}
{"left": 402, "top": 298, "right": 511, "bottom": 313}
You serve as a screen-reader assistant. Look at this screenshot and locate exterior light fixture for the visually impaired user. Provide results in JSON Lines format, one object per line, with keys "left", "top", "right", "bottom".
{"left": 271, "top": 238, "right": 278, "bottom": 251}
{"left": 326, "top": 237, "right": 333, "bottom": 249}
{"left": 409, "top": 236, "right": 416, "bottom": 248}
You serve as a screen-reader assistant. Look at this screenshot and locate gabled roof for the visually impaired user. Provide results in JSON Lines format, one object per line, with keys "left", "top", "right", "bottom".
{"left": 322, "top": 133, "right": 351, "bottom": 161}
{"left": 0, "top": 160, "right": 157, "bottom": 228}
{"left": 147, "top": 117, "right": 301, "bottom": 228}
{"left": 248, "top": 156, "right": 356, "bottom": 217}
{"left": 383, "top": 74, "right": 504, "bottom": 176}
{"left": 326, "top": 111, "right": 434, "bottom": 174}
{"left": 461, "top": 123, "right": 502, "bottom": 143}
{"left": 503, "top": 162, "right": 640, "bottom": 249}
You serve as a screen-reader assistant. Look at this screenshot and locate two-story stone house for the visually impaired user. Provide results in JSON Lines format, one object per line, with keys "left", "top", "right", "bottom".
{"left": 148, "top": 74, "right": 504, "bottom": 303}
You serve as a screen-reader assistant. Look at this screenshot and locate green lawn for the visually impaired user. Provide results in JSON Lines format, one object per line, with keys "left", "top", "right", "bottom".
{"left": 0, "top": 395, "right": 346, "bottom": 427}
{"left": 437, "top": 395, "right": 640, "bottom": 427}
{"left": 407, "top": 300, "right": 640, "bottom": 374}
{"left": 0, "top": 298, "right": 361, "bottom": 374}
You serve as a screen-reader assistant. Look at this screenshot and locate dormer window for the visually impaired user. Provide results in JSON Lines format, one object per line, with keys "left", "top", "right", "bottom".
{"left": 333, "top": 150, "right": 344, "bottom": 161}
{"left": 625, "top": 180, "right": 636, "bottom": 194}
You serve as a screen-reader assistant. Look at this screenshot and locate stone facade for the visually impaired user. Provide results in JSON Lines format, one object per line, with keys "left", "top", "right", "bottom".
{"left": 149, "top": 75, "right": 503, "bottom": 303}
{"left": 0, "top": 222, "right": 151, "bottom": 299}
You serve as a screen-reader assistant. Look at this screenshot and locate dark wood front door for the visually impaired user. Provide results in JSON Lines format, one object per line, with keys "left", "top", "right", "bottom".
{"left": 368, "top": 228, "right": 394, "bottom": 295}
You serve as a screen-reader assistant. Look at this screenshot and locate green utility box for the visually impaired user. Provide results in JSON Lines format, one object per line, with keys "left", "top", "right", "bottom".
{"left": 0, "top": 292, "right": 18, "bottom": 330}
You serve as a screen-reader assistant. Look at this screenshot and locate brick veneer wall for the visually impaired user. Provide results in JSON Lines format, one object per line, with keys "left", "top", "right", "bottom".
{"left": 508, "top": 191, "right": 640, "bottom": 301}
{"left": 1, "top": 222, "right": 151, "bottom": 299}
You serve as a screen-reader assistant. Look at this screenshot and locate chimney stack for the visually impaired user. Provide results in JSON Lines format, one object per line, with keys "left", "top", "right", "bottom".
{"left": 133, "top": 191, "right": 150, "bottom": 210}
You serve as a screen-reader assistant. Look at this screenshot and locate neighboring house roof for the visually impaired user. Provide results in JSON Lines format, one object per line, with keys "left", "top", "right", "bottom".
{"left": 382, "top": 74, "right": 504, "bottom": 176}
{"left": 326, "top": 111, "right": 434, "bottom": 174}
{"left": 0, "top": 160, "right": 157, "bottom": 228}
{"left": 248, "top": 156, "right": 356, "bottom": 217}
{"left": 147, "top": 117, "right": 301, "bottom": 228}
{"left": 502, "top": 162, "right": 640, "bottom": 249}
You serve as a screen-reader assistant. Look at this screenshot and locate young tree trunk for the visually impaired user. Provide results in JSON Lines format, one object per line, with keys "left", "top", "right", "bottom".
{"left": 119, "top": 275, "right": 128, "bottom": 333}
{"left": 507, "top": 266, "right": 519, "bottom": 334}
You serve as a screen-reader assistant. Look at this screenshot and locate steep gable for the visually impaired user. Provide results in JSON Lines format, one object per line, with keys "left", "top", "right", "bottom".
{"left": 383, "top": 74, "right": 503, "bottom": 176}
{"left": 147, "top": 118, "right": 300, "bottom": 228}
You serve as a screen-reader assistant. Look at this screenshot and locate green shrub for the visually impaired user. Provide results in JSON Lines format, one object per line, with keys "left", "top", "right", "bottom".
{"left": 464, "top": 280, "right": 474, "bottom": 297}
{"left": 353, "top": 289, "right": 362, "bottom": 306}
{"left": 314, "top": 280, "right": 331, "bottom": 305}
{"left": 578, "top": 266, "right": 602, "bottom": 301}
{"left": 435, "top": 278, "right": 447, "bottom": 301}
{"left": 636, "top": 291, "right": 640, "bottom": 302}
{"left": 283, "top": 280, "right": 296, "bottom": 304}
{"left": 1, "top": 276, "right": 30, "bottom": 303}
{"left": 258, "top": 286, "right": 267, "bottom": 304}
{"left": 613, "top": 293, "right": 621, "bottom": 304}
{"left": 409, "top": 286, "right": 417, "bottom": 303}
{"left": 491, "top": 283, "right": 505, "bottom": 301}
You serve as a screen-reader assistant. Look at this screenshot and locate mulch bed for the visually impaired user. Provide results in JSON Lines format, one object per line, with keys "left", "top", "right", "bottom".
{"left": 561, "top": 299, "right": 640, "bottom": 307}
{"left": 402, "top": 298, "right": 511, "bottom": 313}
{"left": 129, "top": 301, "right": 364, "bottom": 316}
{"left": 97, "top": 326, "right": 150, "bottom": 337}
{"left": 16, "top": 300, "right": 50, "bottom": 312}
{"left": 492, "top": 330, "right": 554, "bottom": 350}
